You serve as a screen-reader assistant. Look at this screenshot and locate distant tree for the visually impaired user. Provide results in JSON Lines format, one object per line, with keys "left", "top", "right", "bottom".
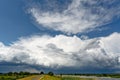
{"left": 8, "top": 72, "right": 13, "bottom": 76}
{"left": 40, "top": 71, "right": 44, "bottom": 75}
{"left": 24, "top": 72, "right": 30, "bottom": 75}
{"left": 60, "top": 74, "right": 62, "bottom": 77}
{"left": 19, "top": 71, "right": 25, "bottom": 78}
{"left": 48, "top": 71, "right": 54, "bottom": 76}
{"left": 19, "top": 71, "right": 24, "bottom": 75}
{"left": 13, "top": 72, "right": 18, "bottom": 76}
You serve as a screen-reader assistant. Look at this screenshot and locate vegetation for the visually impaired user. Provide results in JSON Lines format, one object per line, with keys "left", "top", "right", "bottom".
{"left": 0, "top": 71, "right": 120, "bottom": 80}
{"left": 40, "top": 71, "right": 44, "bottom": 75}
{"left": 48, "top": 71, "right": 54, "bottom": 76}
{"left": 0, "top": 71, "right": 38, "bottom": 80}
{"left": 0, "top": 75, "right": 16, "bottom": 80}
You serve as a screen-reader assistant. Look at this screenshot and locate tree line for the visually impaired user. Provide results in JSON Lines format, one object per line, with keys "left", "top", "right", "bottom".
{"left": 0, "top": 71, "right": 54, "bottom": 76}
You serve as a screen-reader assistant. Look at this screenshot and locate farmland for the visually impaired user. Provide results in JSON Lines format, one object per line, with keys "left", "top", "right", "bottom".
{"left": 0, "top": 72, "right": 120, "bottom": 80}
{"left": 0, "top": 72, "right": 37, "bottom": 80}
{"left": 18, "top": 75, "right": 42, "bottom": 80}
{"left": 18, "top": 75, "right": 96, "bottom": 80}
{"left": 18, "top": 75, "right": 120, "bottom": 80}
{"left": 0, "top": 74, "right": 97, "bottom": 80}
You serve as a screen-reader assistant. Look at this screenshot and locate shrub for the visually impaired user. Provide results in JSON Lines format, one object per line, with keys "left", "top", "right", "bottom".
{"left": 48, "top": 71, "right": 54, "bottom": 76}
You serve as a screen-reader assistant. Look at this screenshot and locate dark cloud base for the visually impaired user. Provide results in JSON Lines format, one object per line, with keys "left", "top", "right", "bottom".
{"left": 0, "top": 62, "right": 119, "bottom": 74}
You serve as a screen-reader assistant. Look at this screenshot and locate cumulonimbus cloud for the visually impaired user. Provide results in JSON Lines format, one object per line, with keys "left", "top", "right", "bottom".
{"left": 29, "top": 0, "right": 120, "bottom": 34}
{"left": 0, "top": 33, "right": 120, "bottom": 69}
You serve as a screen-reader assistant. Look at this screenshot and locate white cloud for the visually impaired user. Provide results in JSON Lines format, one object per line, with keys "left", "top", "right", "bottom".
{"left": 0, "top": 33, "right": 120, "bottom": 69}
{"left": 29, "top": 0, "right": 120, "bottom": 34}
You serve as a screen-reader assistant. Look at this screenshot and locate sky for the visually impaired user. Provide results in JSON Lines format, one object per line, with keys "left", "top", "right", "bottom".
{"left": 0, "top": 0, "right": 120, "bottom": 73}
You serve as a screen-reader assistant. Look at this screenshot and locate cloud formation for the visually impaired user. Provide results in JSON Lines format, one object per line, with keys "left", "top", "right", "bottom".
{"left": 0, "top": 33, "right": 120, "bottom": 69}
{"left": 29, "top": 0, "right": 120, "bottom": 34}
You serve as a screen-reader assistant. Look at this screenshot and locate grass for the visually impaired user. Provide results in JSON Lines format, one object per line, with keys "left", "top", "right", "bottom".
{"left": 0, "top": 76, "right": 16, "bottom": 80}
{"left": 0, "top": 75, "right": 18, "bottom": 80}
{"left": 0, "top": 75, "right": 31, "bottom": 80}
{"left": 40, "top": 75, "right": 97, "bottom": 80}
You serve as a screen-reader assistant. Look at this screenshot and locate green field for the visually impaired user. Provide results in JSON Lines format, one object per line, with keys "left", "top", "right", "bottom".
{"left": 0, "top": 75, "right": 24, "bottom": 80}
{"left": 0, "top": 74, "right": 30, "bottom": 80}
{"left": 0, "top": 75, "right": 15, "bottom": 80}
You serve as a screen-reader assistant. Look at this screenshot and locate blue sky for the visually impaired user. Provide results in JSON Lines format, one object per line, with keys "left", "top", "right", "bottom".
{"left": 0, "top": 0, "right": 40, "bottom": 44}
{"left": 0, "top": 0, "right": 120, "bottom": 73}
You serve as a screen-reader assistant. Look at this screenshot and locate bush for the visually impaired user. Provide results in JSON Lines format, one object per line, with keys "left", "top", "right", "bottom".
{"left": 48, "top": 71, "right": 54, "bottom": 76}
{"left": 40, "top": 71, "right": 44, "bottom": 75}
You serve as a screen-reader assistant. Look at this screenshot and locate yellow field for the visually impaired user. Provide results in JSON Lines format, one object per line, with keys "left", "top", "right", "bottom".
{"left": 18, "top": 75, "right": 41, "bottom": 80}
{"left": 40, "top": 75, "right": 61, "bottom": 80}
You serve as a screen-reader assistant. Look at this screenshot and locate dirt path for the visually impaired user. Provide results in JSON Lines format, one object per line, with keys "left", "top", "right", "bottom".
{"left": 32, "top": 75, "right": 43, "bottom": 80}
{"left": 18, "top": 75, "right": 43, "bottom": 80}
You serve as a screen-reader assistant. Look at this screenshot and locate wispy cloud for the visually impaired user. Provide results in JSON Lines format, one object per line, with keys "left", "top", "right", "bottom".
{"left": 0, "top": 33, "right": 120, "bottom": 69}
{"left": 29, "top": 0, "right": 120, "bottom": 34}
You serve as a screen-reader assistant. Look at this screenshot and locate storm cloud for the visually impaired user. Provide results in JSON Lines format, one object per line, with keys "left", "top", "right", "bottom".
{"left": 0, "top": 33, "right": 120, "bottom": 69}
